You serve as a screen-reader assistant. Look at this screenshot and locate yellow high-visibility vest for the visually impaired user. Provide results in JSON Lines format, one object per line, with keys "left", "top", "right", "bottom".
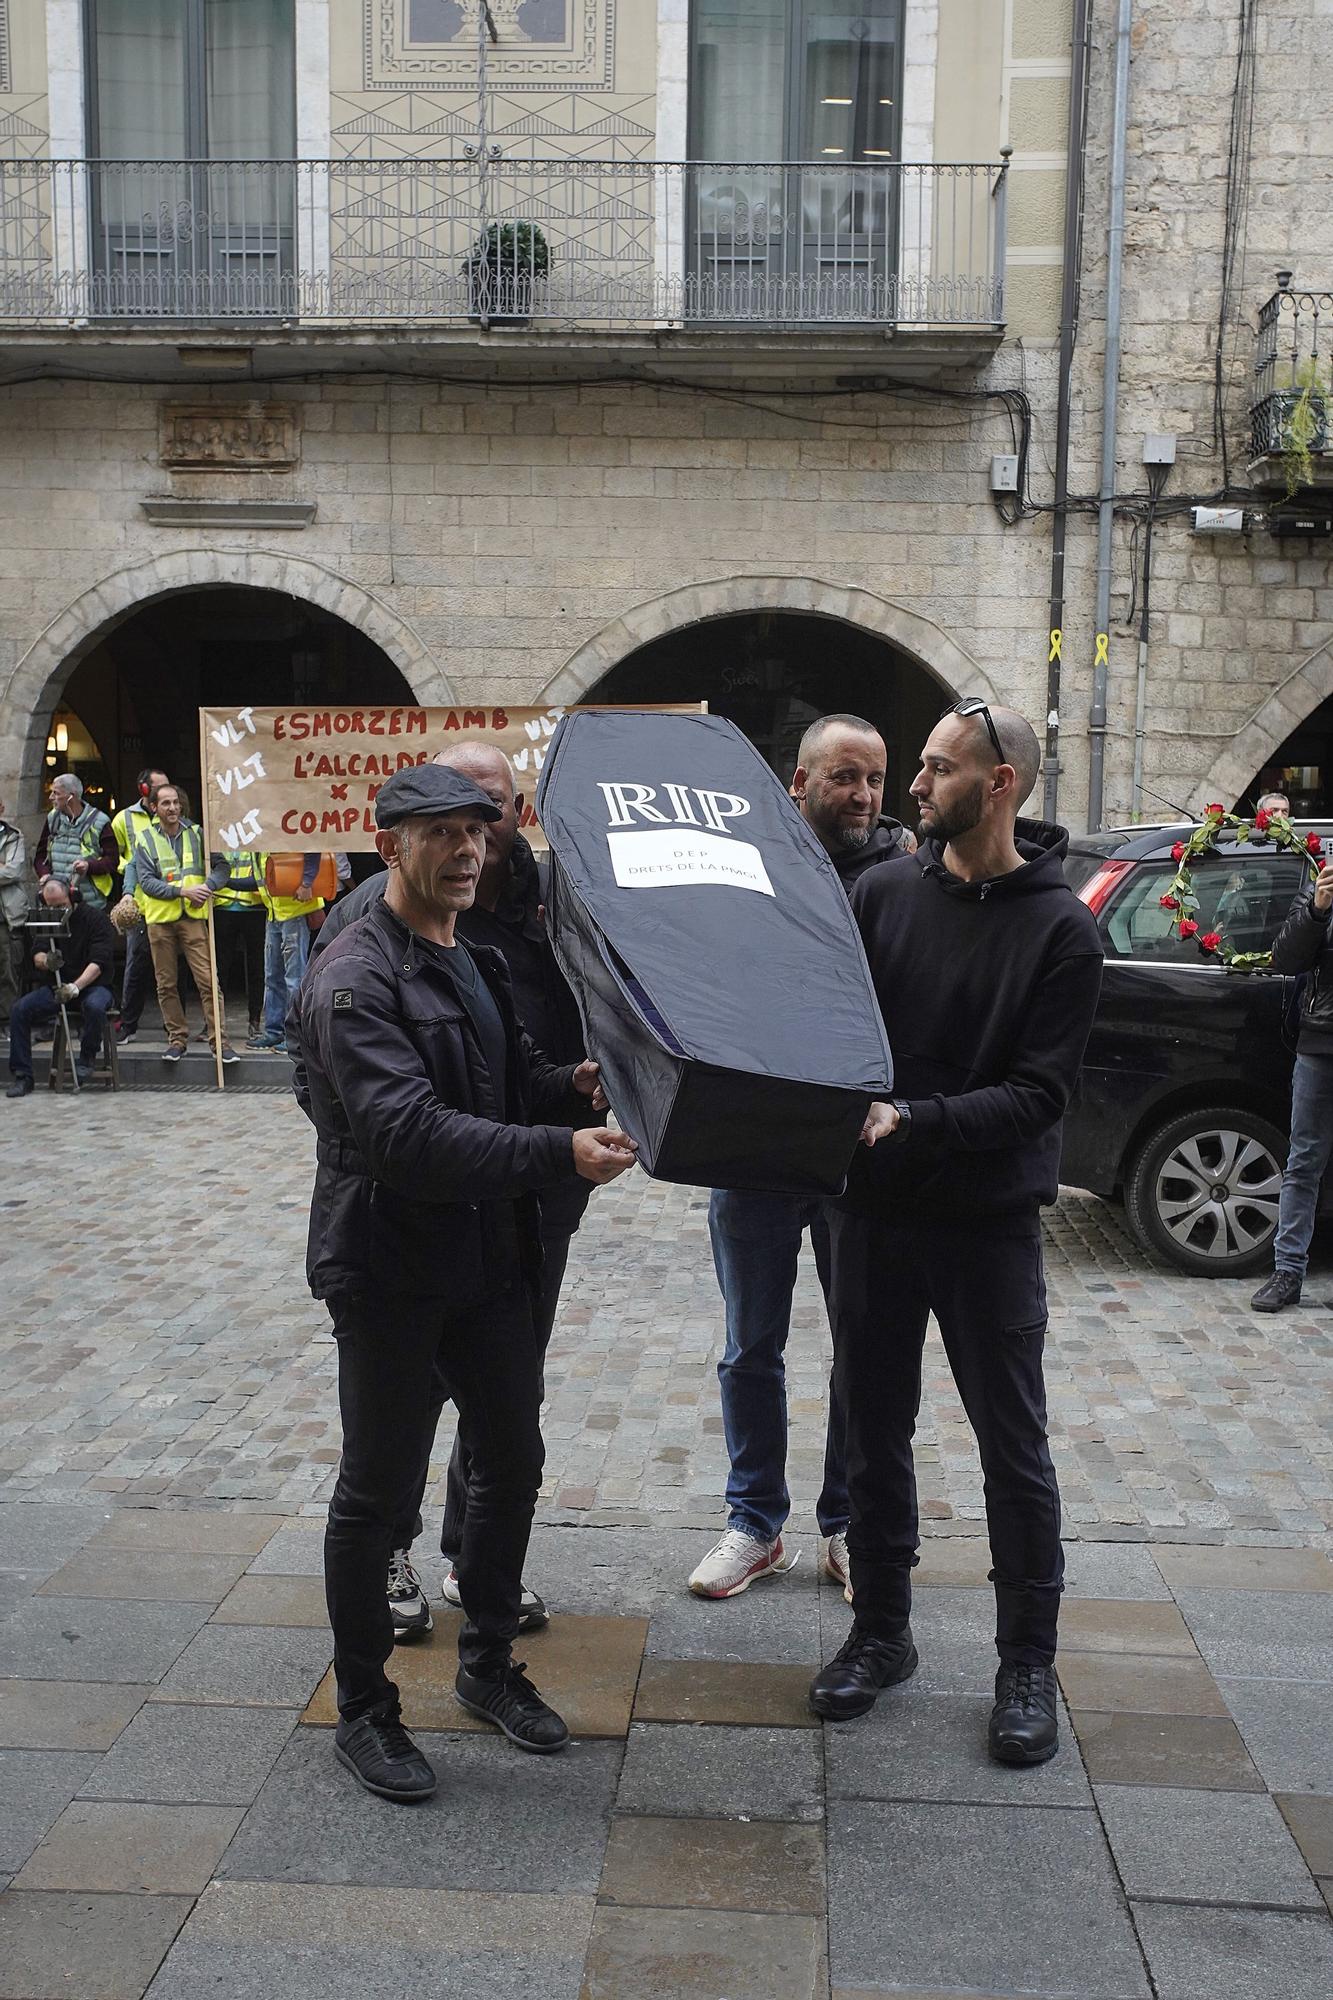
{"left": 111, "top": 802, "right": 155, "bottom": 911}
{"left": 139, "top": 823, "right": 208, "bottom": 925}
{"left": 256, "top": 852, "right": 324, "bottom": 924}
{"left": 215, "top": 849, "right": 265, "bottom": 911}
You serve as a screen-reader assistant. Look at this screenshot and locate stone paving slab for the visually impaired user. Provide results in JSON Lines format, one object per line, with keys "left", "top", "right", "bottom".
{"left": 144, "top": 1882, "right": 596, "bottom": 2000}
{"left": 219, "top": 1725, "right": 622, "bottom": 1894}
{"left": 824, "top": 1687, "right": 1092, "bottom": 1806}
{"left": 149, "top": 1625, "right": 335, "bottom": 1708}
{"left": 80, "top": 1702, "right": 301, "bottom": 1805}
{"left": 37, "top": 1547, "right": 251, "bottom": 1603}
{"left": 1, "top": 1596, "right": 212, "bottom": 1683}
{"left": 1131, "top": 1903, "right": 1333, "bottom": 2000}
{"left": 1218, "top": 1677, "right": 1333, "bottom": 1793}
{"left": 1070, "top": 1710, "right": 1266, "bottom": 1791}
{"left": 14, "top": 1800, "right": 244, "bottom": 1895}
{"left": 596, "top": 1814, "right": 826, "bottom": 1913}
{"left": 0, "top": 1679, "right": 153, "bottom": 1751}
{"left": 616, "top": 1720, "right": 824, "bottom": 1823}
{"left": 827, "top": 1799, "right": 1150, "bottom": 1997}
{"left": 0, "top": 1889, "right": 192, "bottom": 2000}
{"left": 1095, "top": 1784, "right": 1325, "bottom": 1907}
{"left": 0, "top": 1748, "right": 99, "bottom": 1874}
{"left": 580, "top": 1905, "right": 823, "bottom": 2000}
{"left": 1173, "top": 1587, "right": 1333, "bottom": 1681}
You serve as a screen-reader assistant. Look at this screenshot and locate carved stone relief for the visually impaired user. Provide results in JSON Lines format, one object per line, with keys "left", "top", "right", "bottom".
{"left": 159, "top": 403, "right": 300, "bottom": 472}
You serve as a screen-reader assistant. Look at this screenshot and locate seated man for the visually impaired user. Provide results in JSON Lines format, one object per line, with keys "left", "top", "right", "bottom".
{"left": 6, "top": 877, "right": 116, "bottom": 1097}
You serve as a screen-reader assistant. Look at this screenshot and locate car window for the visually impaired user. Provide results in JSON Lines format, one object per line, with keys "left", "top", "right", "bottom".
{"left": 1102, "top": 853, "right": 1306, "bottom": 961}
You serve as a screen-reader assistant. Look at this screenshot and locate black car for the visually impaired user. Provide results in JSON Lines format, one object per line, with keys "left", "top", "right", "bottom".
{"left": 1059, "top": 819, "right": 1332, "bottom": 1277}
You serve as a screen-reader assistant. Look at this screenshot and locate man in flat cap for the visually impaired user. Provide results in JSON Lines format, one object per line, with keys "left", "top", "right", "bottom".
{"left": 297, "top": 764, "right": 638, "bottom": 1801}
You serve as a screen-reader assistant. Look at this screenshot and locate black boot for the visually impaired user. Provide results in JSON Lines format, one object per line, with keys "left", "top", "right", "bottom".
{"left": 1251, "top": 1270, "right": 1302, "bottom": 1313}
{"left": 455, "top": 1661, "right": 569, "bottom": 1753}
{"left": 989, "top": 1663, "right": 1059, "bottom": 1765}
{"left": 6, "top": 1075, "right": 33, "bottom": 1098}
{"left": 808, "top": 1623, "right": 918, "bottom": 1721}
{"left": 334, "top": 1705, "right": 436, "bottom": 1801}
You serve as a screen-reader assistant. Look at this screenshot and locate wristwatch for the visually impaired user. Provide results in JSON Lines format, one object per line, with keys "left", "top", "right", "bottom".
{"left": 888, "top": 1098, "right": 913, "bottom": 1144}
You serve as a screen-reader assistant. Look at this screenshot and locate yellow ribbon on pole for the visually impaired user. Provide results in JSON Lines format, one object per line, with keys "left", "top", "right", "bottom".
{"left": 1094, "top": 632, "right": 1110, "bottom": 667}
{"left": 1048, "top": 628, "right": 1063, "bottom": 664}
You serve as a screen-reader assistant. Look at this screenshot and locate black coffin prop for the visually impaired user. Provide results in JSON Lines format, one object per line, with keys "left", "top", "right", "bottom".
{"left": 535, "top": 710, "right": 893, "bottom": 1196}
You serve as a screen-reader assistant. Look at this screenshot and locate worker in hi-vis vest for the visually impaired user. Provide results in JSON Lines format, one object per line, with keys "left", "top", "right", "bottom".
{"left": 34, "top": 772, "right": 117, "bottom": 910}
{"left": 132, "top": 782, "right": 235, "bottom": 1065}
{"left": 248, "top": 852, "right": 327, "bottom": 1052}
{"left": 214, "top": 847, "right": 267, "bottom": 1041}
{"left": 108, "top": 766, "right": 168, "bottom": 1043}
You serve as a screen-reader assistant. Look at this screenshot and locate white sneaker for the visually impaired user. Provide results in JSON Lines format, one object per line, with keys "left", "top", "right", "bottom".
{"left": 688, "top": 1528, "right": 799, "bottom": 1599}
{"left": 441, "top": 1566, "right": 550, "bottom": 1632}
{"left": 820, "top": 1530, "right": 851, "bottom": 1595}
{"left": 387, "top": 1548, "right": 432, "bottom": 1642}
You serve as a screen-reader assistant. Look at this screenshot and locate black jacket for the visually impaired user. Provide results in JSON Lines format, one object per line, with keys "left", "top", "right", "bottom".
{"left": 296, "top": 896, "right": 585, "bottom": 1304}
{"left": 36, "top": 901, "right": 117, "bottom": 994}
{"left": 1271, "top": 888, "right": 1333, "bottom": 1054}
{"left": 832, "top": 815, "right": 913, "bottom": 889}
{"left": 842, "top": 818, "right": 1104, "bottom": 1222}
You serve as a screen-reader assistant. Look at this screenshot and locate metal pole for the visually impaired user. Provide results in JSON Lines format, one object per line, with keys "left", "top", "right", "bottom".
{"left": 1087, "top": 0, "right": 1135, "bottom": 830}
{"left": 1041, "top": 0, "right": 1091, "bottom": 825}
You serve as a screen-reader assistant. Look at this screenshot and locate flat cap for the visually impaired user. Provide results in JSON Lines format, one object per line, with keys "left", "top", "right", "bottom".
{"left": 375, "top": 764, "right": 503, "bottom": 828}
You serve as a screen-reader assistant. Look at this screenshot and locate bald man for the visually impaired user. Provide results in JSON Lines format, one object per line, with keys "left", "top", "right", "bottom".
{"left": 809, "top": 701, "right": 1103, "bottom": 1770}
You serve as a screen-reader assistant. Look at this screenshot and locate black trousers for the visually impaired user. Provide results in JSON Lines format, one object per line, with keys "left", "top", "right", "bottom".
{"left": 829, "top": 1209, "right": 1063, "bottom": 1667}
{"left": 391, "top": 1226, "right": 574, "bottom": 1560}
{"left": 324, "top": 1286, "right": 543, "bottom": 1721}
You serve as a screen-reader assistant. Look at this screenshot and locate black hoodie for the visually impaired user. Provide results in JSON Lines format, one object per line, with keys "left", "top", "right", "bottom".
{"left": 841, "top": 817, "right": 1103, "bottom": 1223}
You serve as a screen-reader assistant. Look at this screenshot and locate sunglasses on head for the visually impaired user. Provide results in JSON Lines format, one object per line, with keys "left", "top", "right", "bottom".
{"left": 941, "top": 697, "right": 1004, "bottom": 763}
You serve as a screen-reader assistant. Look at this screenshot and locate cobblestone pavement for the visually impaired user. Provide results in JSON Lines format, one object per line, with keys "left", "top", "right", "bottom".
{"left": 2, "top": 1094, "right": 1331, "bottom": 1547}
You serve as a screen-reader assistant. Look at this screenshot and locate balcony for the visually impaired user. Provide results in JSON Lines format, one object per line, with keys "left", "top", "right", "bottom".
{"left": 0, "top": 157, "right": 1007, "bottom": 377}
{"left": 1249, "top": 278, "right": 1333, "bottom": 491}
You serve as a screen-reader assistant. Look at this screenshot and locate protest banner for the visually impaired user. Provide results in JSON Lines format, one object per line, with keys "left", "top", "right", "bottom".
{"left": 198, "top": 703, "right": 701, "bottom": 855}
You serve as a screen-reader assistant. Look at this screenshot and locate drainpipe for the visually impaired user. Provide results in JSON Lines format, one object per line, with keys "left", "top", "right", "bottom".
{"left": 1042, "top": 0, "right": 1093, "bottom": 823}
{"left": 1087, "top": 0, "right": 1135, "bottom": 830}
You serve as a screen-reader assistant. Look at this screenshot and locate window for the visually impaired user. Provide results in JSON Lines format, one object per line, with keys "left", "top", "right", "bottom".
{"left": 86, "top": 1, "right": 296, "bottom": 316}
{"left": 691, "top": 1, "right": 902, "bottom": 164}
{"left": 1102, "top": 854, "right": 1306, "bottom": 963}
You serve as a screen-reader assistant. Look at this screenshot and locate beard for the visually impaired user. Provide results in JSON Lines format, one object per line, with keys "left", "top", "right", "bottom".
{"left": 833, "top": 820, "right": 873, "bottom": 851}
{"left": 918, "top": 779, "right": 986, "bottom": 845}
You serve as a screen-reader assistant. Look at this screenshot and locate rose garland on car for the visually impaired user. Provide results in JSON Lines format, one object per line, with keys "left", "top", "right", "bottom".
{"left": 1158, "top": 804, "right": 1323, "bottom": 969}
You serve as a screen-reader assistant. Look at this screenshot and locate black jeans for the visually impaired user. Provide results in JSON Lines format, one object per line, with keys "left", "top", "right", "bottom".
{"left": 324, "top": 1285, "right": 543, "bottom": 1721}
{"left": 118, "top": 920, "right": 154, "bottom": 1034}
{"left": 829, "top": 1209, "right": 1063, "bottom": 1667}
{"left": 391, "top": 1226, "right": 574, "bottom": 1561}
{"left": 213, "top": 907, "right": 266, "bottom": 1027}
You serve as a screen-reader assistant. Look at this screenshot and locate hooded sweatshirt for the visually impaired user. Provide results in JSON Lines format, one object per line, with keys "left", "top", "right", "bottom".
{"left": 841, "top": 817, "right": 1103, "bottom": 1223}
{"left": 832, "top": 814, "right": 913, "bottom": 890}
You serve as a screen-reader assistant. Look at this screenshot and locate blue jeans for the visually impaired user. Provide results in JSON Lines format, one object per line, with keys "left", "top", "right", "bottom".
{"left": 708, "top": 1187, "right": 848, "bottom": 1542}
{"left": 1273, "top": 1052, "right": 1333, "bottom": 1277}
{"left": 9, "top": 984, "right": 113, "bottom": 1081}
{"left": 261, "top": 915, "right": 310, "bottom": 1038}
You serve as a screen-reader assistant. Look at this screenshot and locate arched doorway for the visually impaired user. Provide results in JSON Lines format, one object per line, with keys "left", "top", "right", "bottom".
{"left": 58, "top": 586, "right": 418, "bottom": 825}
{"left": 583, "top": 610, "right": 954, "bottom": 818}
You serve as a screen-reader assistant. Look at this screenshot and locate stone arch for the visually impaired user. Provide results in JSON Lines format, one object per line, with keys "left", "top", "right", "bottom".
{"left": 1187, "top": 637, "right": 1333, "bottom": 815}
{"left": 4, "top": 548, "right": 452, "bottom": 813}
{"left": 536, "top": 575, "right": 997, "bottom": 709}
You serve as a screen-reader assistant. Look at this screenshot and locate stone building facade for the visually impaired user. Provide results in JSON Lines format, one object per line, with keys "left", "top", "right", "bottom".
{"left": 0, "top": 0, "right": 1330, "bottom": 839}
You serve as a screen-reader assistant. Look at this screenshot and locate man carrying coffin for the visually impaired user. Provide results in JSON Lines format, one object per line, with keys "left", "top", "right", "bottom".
{"left": 689, "top": 714, "right": 914, "bottom": 1600}
{"left": 810, "top": 702, "right": 1103, "bottom": 1767}
{"left": 296, "top": 764, "right": 637, "bottom": 1801}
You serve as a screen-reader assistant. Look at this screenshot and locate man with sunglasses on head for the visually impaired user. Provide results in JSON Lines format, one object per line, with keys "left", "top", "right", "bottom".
{"left": 809, "top": 700, "right": 1103, "bottom": 1768}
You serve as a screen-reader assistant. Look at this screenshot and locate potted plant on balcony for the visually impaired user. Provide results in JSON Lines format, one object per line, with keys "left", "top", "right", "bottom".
{"left": 1278, "top": 355, "right": 1329, "bottom": 497}
{"left": 464, "top": 222, "right": 550, "bottom": 327}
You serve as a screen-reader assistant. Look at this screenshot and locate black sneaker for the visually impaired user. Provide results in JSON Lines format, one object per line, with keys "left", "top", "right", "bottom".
{"left": 989, "top": 1662, "right": 1060, "bottom": 1765}
{"left": 1251, "top": 1270, "right": 1303, "bottom": 1313}
{"left": 5, "top": 1075, "right": 33, "bottom": 1098}
{"left": 334, "top": 1706, "right": 436, "bottom": 1801}
{"left": 388, "top": 1547, "right": 433, "bottom": 1643}
{"left": 162, "top": 1045, "right": 184, "bottom": 1063}
{"left": 455, "top": 1661, "right": 569, "bottom": 1753}
{"left": 219, "top": 1045, "right": 240, "bottom": 1065}
{"left": 115, "top": 1023, "right": 137, "bottom": 1044}
{"left": 808, "top": 1622, "right": 918, "bottom": 1720}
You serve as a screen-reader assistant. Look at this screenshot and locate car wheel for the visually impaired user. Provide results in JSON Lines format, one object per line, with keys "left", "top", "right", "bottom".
{"left": 1124, "top": 1106, "right": 1287, "bottom": 1278}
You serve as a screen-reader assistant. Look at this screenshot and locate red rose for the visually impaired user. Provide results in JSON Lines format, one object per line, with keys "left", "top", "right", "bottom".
{"left": 1307, "top": 832, "right": 1323, "bottom": 856}
{"left": 1205, "top": 802, "right": 1225, "bottom": 818}
{"left": 1159, "top": 894, "right": 1179, "bottom": 910}
{"left": 1171, "top": 842, "right": 1185, "bottom": 862}
{"left": 1179, "top": 918, "right": 1199, "bottom": 938}
{"left": 1199, "top": 931, "right": 1222, "bottom": 953}
{"left": 1253, "top": 809, "right": 1272, "bottom": 832}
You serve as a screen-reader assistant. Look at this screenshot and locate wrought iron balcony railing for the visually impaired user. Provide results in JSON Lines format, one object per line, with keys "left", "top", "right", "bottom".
{"left": 0, "top": 157, "right": 1007, "bottom": 331}
{"left": 1250, "top": 278, "right": 1332, "bottom": 464}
